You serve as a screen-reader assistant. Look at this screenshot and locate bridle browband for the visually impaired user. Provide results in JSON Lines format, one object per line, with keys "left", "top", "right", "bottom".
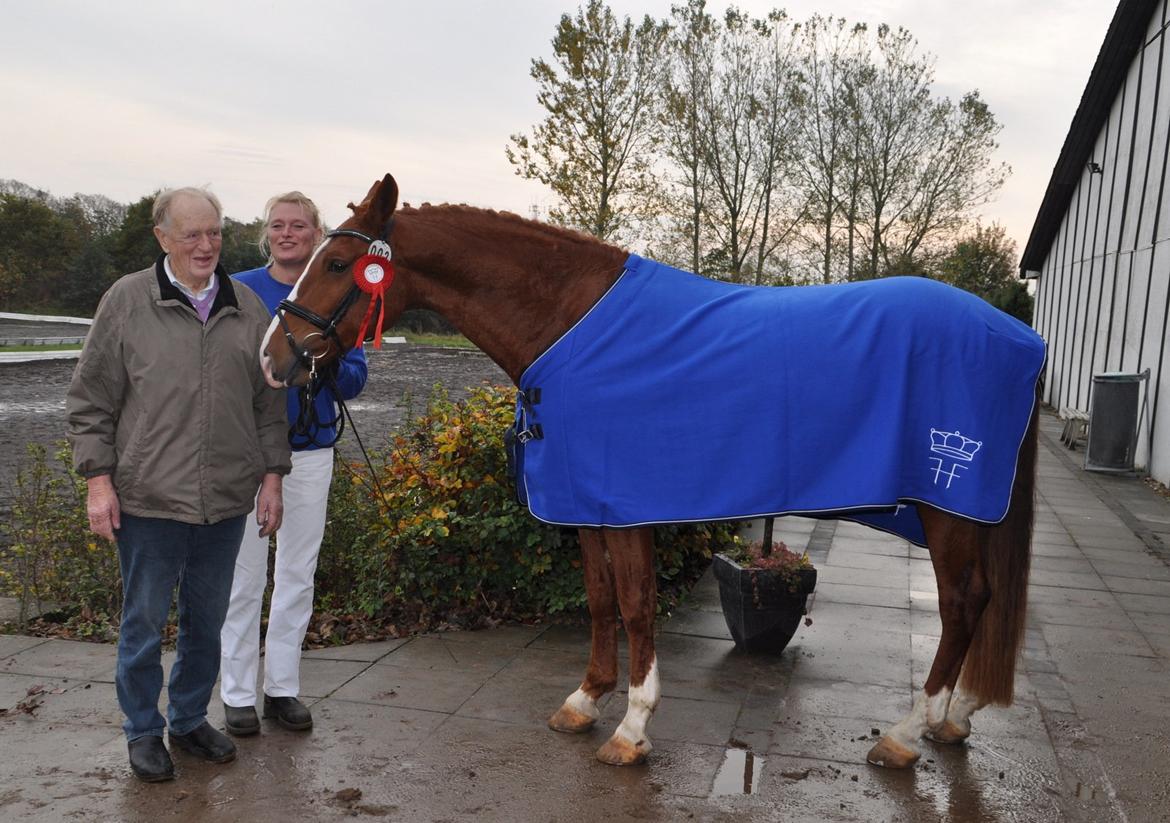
{"left": 272, "top": 223, "right": 393, "bottom": 386}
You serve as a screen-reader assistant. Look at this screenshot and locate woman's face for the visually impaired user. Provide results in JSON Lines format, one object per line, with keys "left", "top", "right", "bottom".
{"left": 267, "top": 202, "right": 320, "bottom": 269}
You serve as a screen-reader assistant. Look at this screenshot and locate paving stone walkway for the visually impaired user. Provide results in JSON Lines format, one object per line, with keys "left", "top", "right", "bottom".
{"left": 2, "top": 410, "right": 1168, "bottom": 821}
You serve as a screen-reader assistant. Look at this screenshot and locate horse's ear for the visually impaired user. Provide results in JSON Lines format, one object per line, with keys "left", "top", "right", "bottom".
{"left": 368, "top": 174, "right": 398, "bottom": 238}
{"left": 373, "top": 173, "right": 398, "bottom": 216}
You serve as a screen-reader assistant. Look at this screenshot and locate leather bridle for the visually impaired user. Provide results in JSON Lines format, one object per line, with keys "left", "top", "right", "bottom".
{"left": 272, "top": 225, "right": 392, "bottom": 385}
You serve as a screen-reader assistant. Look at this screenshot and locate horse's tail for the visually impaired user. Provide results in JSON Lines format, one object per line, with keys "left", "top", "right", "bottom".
{"left": 959, "top": 401, "right": 1038, "bottom": 706}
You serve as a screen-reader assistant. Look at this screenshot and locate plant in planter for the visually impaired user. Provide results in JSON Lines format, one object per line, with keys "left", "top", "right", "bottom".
{"left": 712, "top": 518, "right": 817, "bottom": 653}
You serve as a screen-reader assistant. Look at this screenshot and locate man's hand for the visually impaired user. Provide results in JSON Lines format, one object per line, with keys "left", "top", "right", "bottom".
{"left": 86, "top": 475, "right": 121, "bottom": 542}
{"left": 255, "top": 472, "right": 284, "bottom": 538}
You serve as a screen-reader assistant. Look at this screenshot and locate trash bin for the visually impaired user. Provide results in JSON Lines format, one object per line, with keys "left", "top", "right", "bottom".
{"left": 1085, "top": 370, "right": 1149, "bottom": 473}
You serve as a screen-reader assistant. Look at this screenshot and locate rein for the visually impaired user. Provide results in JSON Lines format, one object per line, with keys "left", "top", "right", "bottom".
{"left": 288, "top": 366, "right": 345, "bottom": 449}
{"left": 273, "top": 222, "right": 396, "bottom": 503}
{"left": 286, "top": 352, "right": 389, "bottom": 505}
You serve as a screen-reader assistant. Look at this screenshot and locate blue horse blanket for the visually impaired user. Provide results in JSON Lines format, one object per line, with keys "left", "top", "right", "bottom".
{"left": 510, "top": 254, "right": 1046, "bottom": 546}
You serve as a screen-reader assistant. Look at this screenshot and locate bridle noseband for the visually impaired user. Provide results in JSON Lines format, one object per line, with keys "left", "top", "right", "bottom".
{"left": 273, "top": 225, "right": 393, "bottom": 385}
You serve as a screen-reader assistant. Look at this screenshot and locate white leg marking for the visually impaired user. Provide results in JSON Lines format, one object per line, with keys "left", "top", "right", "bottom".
{"left": 564, "top": 687, "right": 600, "bottom": 722}
{"left": 925, "top": 686, "right": 953, "bottom": 731}
{"left": 943, "top": 685, "right": 981, "bottom": 736}
{"left": 885, "top": 689, "right": 944, "bottom": 754}
{"left": 613, "top": 657, "right": 659, "bottom": 750}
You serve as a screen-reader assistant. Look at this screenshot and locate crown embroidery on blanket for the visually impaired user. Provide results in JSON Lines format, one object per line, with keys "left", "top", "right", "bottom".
{"left": 930, "top": 429, "right": 982, "bottom": 462}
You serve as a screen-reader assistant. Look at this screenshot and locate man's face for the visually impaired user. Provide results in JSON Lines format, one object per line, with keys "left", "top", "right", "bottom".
{"left": 154, "top": 194, "right": 222, "bottom": 287}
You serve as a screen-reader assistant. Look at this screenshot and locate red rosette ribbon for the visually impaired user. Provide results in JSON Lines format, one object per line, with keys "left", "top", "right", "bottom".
{"left": 352, "top": 253, "right": 394, "bottom": 349}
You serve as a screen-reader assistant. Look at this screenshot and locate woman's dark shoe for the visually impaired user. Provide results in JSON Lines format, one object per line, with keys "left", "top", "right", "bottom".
{"left": 128, "top": 735, "right": 175, "bottom": 782}
{"left": 224, "top": 703, "right": 260, "bottom": 737}
{"left": 168, "top": 721, "right": 237, "bottom": 763}
{"left": 263, "top": 695, "right": 313, "bottom": 731}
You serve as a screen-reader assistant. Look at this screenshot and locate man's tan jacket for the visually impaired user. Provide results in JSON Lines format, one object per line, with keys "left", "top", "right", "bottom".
{"left": 67, "top": 259, "right": 291, "bottom": 525}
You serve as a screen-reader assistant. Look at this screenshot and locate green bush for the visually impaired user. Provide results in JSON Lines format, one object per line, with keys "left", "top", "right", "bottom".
{"left": 0, "top": 443, "right": 121, "bottom": 639}
{"left": 2, "top": 388, "right": 736, "bottom": 645}
{"left": 314, "top": 385, "right": 736, "bottom": 636}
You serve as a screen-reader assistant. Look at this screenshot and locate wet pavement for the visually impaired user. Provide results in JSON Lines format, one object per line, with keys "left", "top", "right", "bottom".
{"left": 2, "top": 410, "right": 1170, "bottom": 822}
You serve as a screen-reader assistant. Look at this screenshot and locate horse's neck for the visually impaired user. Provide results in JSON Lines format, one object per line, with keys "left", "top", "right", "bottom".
{"left": 398, "top": 211, "right": 627, "bottom": 383}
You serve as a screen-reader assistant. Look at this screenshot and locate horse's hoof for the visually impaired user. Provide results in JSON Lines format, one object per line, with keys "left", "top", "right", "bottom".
{"left": 926, "top": 719, "right": 970, "bottom": 745}
{"left": 596, "top": 733, "right": 650, "bottom": 766}
{"left": 866, "top": 736, "right": 920, "bottom": 769}
{"left": 548, "top": 704, "right": 597, "bottom": 734}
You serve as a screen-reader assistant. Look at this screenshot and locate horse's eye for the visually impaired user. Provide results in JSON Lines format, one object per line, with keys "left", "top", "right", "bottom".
{"left": 327, "top": 259, "right": 348, "bottom": 274}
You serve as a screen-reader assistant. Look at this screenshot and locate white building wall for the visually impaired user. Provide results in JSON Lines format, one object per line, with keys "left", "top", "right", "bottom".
{"left": 1035, "top": 0, "right": 1170, "bottom": 481}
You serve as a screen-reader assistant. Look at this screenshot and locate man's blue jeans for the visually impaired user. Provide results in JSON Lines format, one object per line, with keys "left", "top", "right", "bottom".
{"left": 115, "top": 513, "right": 246, "bottom": 741}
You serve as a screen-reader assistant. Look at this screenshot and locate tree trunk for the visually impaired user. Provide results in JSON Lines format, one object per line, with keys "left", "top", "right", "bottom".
{"left": 761, "top": 517, "right": 775, "bottom": 557}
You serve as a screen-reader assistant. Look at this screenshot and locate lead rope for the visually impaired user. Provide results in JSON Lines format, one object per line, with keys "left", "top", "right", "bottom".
{"left": 292, "top": 354, "right": 389, "bottom": 505}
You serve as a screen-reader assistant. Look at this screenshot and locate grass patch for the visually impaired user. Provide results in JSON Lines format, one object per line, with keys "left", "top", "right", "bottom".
{"left": 0, "top": 343, "right": 83, "bottom": 353}
{"left": 395, "top": 331, "right": 477, "bottom": 349}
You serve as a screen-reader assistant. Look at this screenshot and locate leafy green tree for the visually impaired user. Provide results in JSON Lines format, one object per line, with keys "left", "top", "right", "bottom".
{"left": 937, "top": 222, "right": 1014, "bottom": 294}
{"left": 936, "top": 223, "right": 1032, "bottom": 322}
{"left": 109, "top": 194, "right": 159, "bottom": 276}
{"left": 53, "top": 196, "right": 122, "bottom": 314}
{"left": 507, "top": 0, "right": 669, "bottom": 242}
{"left": 220, "top": 216, "right": 266, "bottom": 274}
{"left": 59, "top": 240, "right": 115, "bottom": 315}
{"left": 0, "top": 194, "right": 79, "bottom": 310}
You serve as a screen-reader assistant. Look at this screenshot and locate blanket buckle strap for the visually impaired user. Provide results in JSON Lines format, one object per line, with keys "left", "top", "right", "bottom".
{"left": 513, "top": 387, "right": 544, "bottom": 443}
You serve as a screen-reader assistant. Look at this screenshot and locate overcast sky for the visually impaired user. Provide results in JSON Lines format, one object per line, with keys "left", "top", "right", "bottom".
{"left": 0, "top": 1, "right": 1116, "bottom": 259}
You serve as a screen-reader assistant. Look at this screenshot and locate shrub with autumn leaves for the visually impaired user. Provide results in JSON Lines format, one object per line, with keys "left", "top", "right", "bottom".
{"left": 0, "top": 443, "right": 121, "bottom": 639}
{"left": 313, "top": 384, "right": 737, "bottom": 640}
{"left": 2, "top": 386, "right": 737, "bottom": 645}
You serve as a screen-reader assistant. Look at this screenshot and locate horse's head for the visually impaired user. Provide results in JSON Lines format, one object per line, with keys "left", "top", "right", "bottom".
{"left": 261, "top": 173, "right": 403, "bottom": 387}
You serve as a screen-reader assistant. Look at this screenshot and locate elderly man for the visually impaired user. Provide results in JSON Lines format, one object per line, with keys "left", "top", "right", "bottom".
{"left": 67, "top": 187, "right": 291, "bottom": 782}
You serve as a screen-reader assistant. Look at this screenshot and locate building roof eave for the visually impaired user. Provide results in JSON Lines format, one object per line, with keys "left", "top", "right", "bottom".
{"left": 1018, "top": 0, "right": 1162, "bottom": 277}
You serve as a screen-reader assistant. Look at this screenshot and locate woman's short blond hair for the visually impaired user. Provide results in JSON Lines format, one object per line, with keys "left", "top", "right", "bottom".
{"left": 258, "top": 191, "right": 325, "bottom": 265}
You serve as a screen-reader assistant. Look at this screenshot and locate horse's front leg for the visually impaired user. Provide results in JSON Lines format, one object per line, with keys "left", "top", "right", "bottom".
{"left": 549, "top": 528, "right": 618, "bottom": 734}
{"left": 596, "top": 527, "right": 658, "bottom": 766}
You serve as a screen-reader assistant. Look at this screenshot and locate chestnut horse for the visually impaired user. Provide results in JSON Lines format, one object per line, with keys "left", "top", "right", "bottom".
{"left": 260, "top": 174, "right": 1037, "bottom": 769}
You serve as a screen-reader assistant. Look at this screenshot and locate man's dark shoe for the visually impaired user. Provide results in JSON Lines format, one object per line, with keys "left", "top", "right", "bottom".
{"left": 263, "top": 695, "right": 313, "bottom": 731}
{"left": 168, "top": 721, "right": 237, "bottom": 763}
{"left": 223, "top": 703, "right": 259, "bottom": 737}
{"left": 128, "top": 735, "right": 175, "bottom": 782}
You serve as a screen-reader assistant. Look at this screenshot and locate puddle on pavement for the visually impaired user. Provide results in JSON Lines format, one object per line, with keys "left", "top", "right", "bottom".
{"left": 711, "top": 747, "right": 764, "bottom": 796}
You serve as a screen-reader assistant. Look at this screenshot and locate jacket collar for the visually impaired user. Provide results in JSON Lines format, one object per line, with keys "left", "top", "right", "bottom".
{"left": 153, "top": 254, "right": 240, "bottom": 316}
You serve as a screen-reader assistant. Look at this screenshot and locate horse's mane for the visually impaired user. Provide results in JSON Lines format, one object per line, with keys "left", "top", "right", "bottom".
{"left": 397, "top": 203, "right": 624, "bottom": 254}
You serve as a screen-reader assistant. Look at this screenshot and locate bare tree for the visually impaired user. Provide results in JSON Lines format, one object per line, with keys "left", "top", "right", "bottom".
{"left": 511, "top": 9, "right": 1009, "bottom": 283}
{"left": 751, "top": 10, "right": 804, "bottom": 285}
{"left": 696, "top": 8, "right": 769, "bottom": 282}
{"left": 885, "top": 91, "right": 1009, "bottom": 268}
{"left": 791, "top": 17, "right": 869, "bottom": 283}
{"left": 506, "top": 0, "right": 669, "bottom": 243}
{"left": 660, "top": 0, "right": 716, "bottom": 276}
{"left": 850, "top": 25, "right": 1007, "bottom": 277}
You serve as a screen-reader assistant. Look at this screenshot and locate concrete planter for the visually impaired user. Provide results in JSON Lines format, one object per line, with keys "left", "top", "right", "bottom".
{"left": 712, "top": 553, "right": 817, "bottom": 653}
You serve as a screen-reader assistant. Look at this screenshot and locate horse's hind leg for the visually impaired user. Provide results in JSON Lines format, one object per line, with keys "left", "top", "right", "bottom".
{"left": 549, "top": 528, "right": 619, "bottom": 733}
{"left": 867, "top": 507, "right": 990, "bottom": 769}
{"left": 596, "top": 527, "right": 658, "bottom": 766}
{"left": 927, "top": 684, "right": 984, "bottom": 744}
